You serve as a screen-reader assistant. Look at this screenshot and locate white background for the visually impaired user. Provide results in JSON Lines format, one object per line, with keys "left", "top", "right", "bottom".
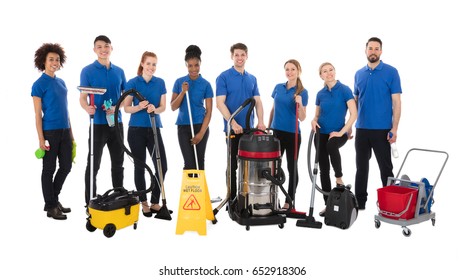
{"left": 1, "top": 0, "right": 462, "bottom": 279}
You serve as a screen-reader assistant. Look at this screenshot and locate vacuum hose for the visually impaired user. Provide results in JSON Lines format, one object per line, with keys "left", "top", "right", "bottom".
{"left": 114, "top": 89, "right": 156, "bottom": 196}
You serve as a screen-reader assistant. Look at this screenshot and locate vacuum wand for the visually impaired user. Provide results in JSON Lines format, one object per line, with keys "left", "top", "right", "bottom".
{"left": 296, "top": 129, "right": 322, "bottom": 229}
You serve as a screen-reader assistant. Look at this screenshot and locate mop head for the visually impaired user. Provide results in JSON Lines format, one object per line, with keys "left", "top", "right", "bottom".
{"left": 154, "top": 200, "right": 173, "bottom": 221}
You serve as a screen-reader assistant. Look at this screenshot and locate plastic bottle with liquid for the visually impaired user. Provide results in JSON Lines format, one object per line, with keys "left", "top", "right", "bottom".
{"left": 103, "top": 100, "right": 115, "bottom": 127}
{"left": 388, "top": 132, "right": 399, "bottom": 158}
{"left": 391, "top": 142, "right": 399, "bottom": 158}
{"left": 106, "top": 111, "right": 115, "bottom": 127}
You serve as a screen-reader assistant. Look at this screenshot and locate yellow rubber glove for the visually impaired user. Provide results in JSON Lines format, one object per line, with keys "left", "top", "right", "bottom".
{"left": 72, "top": 140, "right": 77, "bottom": 163}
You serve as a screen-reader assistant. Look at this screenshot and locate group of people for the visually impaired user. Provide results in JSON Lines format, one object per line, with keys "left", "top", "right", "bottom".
{"left": 32, "top": 35, "right": 401, "bottom": 221}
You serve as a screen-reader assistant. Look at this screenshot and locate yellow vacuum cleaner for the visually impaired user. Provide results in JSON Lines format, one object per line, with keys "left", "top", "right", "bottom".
{"left": 83, "top": 88, "right": 158, "bottom": 238}
{"left": 86, "top": 188, "right": 141, "bottom": 237}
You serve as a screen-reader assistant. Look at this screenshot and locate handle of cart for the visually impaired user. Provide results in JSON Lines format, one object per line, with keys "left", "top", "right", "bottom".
{"left": 395, "top": 148, "right": 449, "bottom": 212}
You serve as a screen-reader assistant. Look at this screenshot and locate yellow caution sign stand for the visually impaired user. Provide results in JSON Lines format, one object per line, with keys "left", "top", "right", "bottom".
{"left": 176, "top": 170, "right": 215, "bottom": 235}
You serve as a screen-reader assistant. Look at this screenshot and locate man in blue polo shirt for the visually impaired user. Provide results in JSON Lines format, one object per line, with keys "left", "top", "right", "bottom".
{"left": 216, "top": 42, "right": 266, "bottom": 201}
{"left": 79, "top": 35, "right": 126, "bottom": 205}
{"left": 353, "top": 37, "right": 402, "bottom": 210}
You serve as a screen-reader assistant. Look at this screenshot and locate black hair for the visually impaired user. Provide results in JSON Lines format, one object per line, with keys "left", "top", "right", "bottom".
{"left": 94, "top": 35, "right": 111, "bottom": 45}
{"left": 185, "top": 45, "right": 202, "bottom": 62}
{"left": 366, "top": 37, "right": 382, "bottom": 48}
{"left": 34, "top": 43, "right": 66, "bottom": 71}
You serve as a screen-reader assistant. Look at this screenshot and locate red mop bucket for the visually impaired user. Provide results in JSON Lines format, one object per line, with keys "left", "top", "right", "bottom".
{"left": 377, "top": 186, "right": 418, "bottom": 220}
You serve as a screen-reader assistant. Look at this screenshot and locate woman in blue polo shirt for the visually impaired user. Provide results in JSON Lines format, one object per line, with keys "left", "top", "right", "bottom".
{"left": 124, "top": 51, "right": 167, "bottom": 217}
{"left": 31, "top": 43, "right": 73, "bottom": 220}
{"left": 311, "top": 62, "right": 357, "bottom": 217}
{"left": 268, "top": 59, "right": 308, "bottom": 210}
{"left": 171, "top": 45, "right": 213, "bottom": 171}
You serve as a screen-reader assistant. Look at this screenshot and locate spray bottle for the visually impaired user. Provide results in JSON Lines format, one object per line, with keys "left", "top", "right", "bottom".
{"left": 102, "top": 99, "right": 115, "bottom": 127}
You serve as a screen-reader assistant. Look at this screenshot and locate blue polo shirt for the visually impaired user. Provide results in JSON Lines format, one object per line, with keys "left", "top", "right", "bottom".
{"left": 354, "top": 60, "right": 402, "bottom": 129}
{"left": 216, "top": 67, "right": 260, "bottom": 132}
{"left": 270, "top": 83, "right": 309, "bottom": 133}
{"left": 80, "top": 60, "right": 126, "bottom": 125}
{"left": 172, "top": 74, "right": 214, "bottom": 125}
{"left": 316, "top": 81, "right": 354, "bottom": 134}
{"left": 125, "top": 75, "right": 166, "bottom": 128}
{"left": 31, "top": 73, "right": 70, "bottom": 130}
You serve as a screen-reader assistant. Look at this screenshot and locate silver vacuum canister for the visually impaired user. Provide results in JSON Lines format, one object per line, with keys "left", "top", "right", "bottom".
{"left": 237, "top": 132, "right": 281, "bottom": 216}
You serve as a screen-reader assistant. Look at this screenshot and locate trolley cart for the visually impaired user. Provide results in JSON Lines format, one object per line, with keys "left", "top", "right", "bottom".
{"left": 374, "top": 148, "right": 449, "bottom": 237}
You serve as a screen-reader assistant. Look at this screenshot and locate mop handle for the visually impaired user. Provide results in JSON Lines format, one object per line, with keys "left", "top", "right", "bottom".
{"left": 294, "top": 102, "right": 299, "bottom": 160}
{"left": 185, "top": 89, "right": 199, "bottom": 170}
{"left": 89, "top": 94, "right": 95, "bottom": 199}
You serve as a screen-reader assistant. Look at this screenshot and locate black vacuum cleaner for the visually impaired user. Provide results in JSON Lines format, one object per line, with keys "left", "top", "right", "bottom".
{"left": 296, "top": 128, "right": 358, "bottom": 229}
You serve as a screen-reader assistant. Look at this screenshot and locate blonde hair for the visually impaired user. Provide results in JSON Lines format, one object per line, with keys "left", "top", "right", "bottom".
{"left": 284, "top": 59, "right": 305, "bottom": 96}
{"left": 318, "top": 62, "right": 335, "bottom": 87}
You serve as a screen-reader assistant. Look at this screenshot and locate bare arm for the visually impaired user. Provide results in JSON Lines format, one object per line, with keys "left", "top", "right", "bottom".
{"left": 253, "top": 95, "right": 266, "bottom": 130}
{"left": 170, "top": 91, "right": 185, "bottom": 111}
{"left": 192, "top": 98, "right": 213, "bottom": 145}
{"left": 171, "top": 82, "right": 189, "bottom": 111}
{"left": 79, "top": 92, "right": 96, "bottom": 115}
{"left": 123, "top": 95, "right": 148, "bottom": 114}
{"left": 148, "top": 94, "right": 166, "bottom": 115}
{"left": 389, "top": 93, "right": 401, "bottom": 143}
{"left": 329, "top": 99, "right": 358, "bottom": 139}
{"left": 295, "top": 95, "right": 306, "bottom": 121}
{"left": 216, "top": 95, "right": 242, "bottom": 133}
{"left": 333, "top": 99, "right": 358, "bottom": 138}
{"left": 311, "top": 106, "right": 321, "bottom": 132}
{"left": 268, "top": 104, "right": 275, "bottom": 128}
{"left": 33, "top": 97, "right": 48, "bottom": 150}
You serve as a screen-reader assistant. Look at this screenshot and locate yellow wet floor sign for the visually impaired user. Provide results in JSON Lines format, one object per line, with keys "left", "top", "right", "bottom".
{"left": 176, "top": 170, "right": 215, "bottom": 235}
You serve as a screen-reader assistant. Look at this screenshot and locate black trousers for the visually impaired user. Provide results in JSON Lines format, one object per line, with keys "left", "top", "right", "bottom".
{"left": 85, "top": 123, "right": 124, "bottom": 204}
{"left": 273, "top": 129, "right": 301, "bottom": 204}
{"left": 316, "top": 133, "right": 348, "bottom": 203}
{"left": 42, "top": 129, "right": 72, "bottom": 210}
{"left": 354, "top": 128, "right": 393, "bottom": 208}
{"left": 177, "top": 124, "right": 209, "bottom": 170}
{"left": 128, "top": 126, "right": 167, "bottom": 204}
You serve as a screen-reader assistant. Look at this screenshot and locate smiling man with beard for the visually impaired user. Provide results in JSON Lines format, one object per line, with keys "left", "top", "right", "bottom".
{"left": 353, "top": 37, "right": 402, "bottom": 210}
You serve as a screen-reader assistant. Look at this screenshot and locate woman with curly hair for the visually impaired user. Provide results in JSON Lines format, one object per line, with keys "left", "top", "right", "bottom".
{"left": 32, "top": 43, "right": 74, "bottom": 220}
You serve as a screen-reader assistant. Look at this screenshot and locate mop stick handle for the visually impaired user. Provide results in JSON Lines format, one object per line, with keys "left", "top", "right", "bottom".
{"left": 294, "top": 102, "right": 299, "bottom": 160}
{"left": 185, "top": 90, "right": 199, "bottom": 170}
